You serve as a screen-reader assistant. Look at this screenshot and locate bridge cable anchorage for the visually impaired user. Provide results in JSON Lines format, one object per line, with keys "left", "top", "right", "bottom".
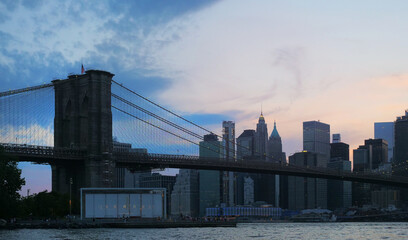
{"left": 111, "top": 93, "right": 236, "bottom": 160}
{"left": 112, "top": 80, "right": 269, "bottom": 161}
{"left": 111, "top": 105, "right": 234, "bottom": 160}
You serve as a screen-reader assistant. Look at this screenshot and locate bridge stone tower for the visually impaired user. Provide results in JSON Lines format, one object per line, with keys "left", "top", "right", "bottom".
{"left": 52, "top": 70, "right": 114, "bottom": 194}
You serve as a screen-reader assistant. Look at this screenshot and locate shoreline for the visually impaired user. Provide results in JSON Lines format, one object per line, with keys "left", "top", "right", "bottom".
{"left": 2, "top": 215, "right": 408, "bottom": 230}
{"left": 0, "top": 221, "right": 237, "bottom": 230}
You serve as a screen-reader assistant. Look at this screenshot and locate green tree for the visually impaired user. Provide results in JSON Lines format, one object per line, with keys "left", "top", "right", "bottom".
{"left": 0, "top": 146, "right": 25, "bottom": 219}
{"left": 20, "top": 191, "right": 79, "bottom": 218}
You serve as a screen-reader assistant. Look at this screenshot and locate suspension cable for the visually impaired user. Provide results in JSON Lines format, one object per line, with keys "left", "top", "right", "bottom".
{"left": 112, "top": 105, "right": 232, "bottom": 159}
{"left": 112, "top": 80, "right": 264, "bottom": 160}
{"left": 112, "top": 93, "right": 238, "bottom": 157}
{"left": 0, "top": 83, "right": 53, "bottom": 98}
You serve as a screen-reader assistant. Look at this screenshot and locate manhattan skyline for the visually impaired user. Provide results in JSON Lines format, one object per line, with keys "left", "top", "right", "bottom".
{"left": 1, "top": 0, "right": 407, "bottom": 193}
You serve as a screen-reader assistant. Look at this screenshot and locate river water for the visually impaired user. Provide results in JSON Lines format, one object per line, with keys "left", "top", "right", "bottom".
{"left": 1, "top": 222, "right": 408, "bottom": 240}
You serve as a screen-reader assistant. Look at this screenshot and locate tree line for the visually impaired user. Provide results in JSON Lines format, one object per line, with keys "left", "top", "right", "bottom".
{"left": 0, "top": 146, "right": 79, "bottom": 220}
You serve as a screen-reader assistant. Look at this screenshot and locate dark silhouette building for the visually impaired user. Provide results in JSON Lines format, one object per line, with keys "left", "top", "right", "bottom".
{"left": 327, "top": 160, "right": 352, "bottom": 210}
{"left": 267, "top": 121, "right": 286, "bottom": 207}
{"left": 198, "top": 134, "right": 222, "bottom": 216}
{"left": 393, "top": 110, "right": 408, "bottom": 177}
{"left": 237, "top": 130, "right": 256, "bottom": 161}
{"left": 330, "top": 142, "right": 349, "bottom": 161}
{"left": 222, "top": 121, "right": 236, "bottom": 206}
{"left": 327, "top": 134, "right": 351, "bottom": 210}
{"left": 303, "top": 121, "right": 330, "bottom": 159}
{"left": 171, "top": 169, "right": 199, "bottom": 217}
{"left": 255, "top": 112, "right": 268, "bottom": 160}
{"left": 362, "top": 139, "right": 388, "bottom": 170}
{"left": 375, "top": 122, "right": 394, "bottom": 163}
{"left": 393, "top": 110, "right": 408, "bottom": 208}
{"left": 353, "top": 138, "right": 388, "bottom": 207}
{"left": 236, "top": 130, "right": 256, "bottom": 205}
{"left": 288, "top": 152, "right": 328, "bottom": 210}
{"left": 267, "top": 121, "right": 285, "bottom": 163}
{"left": 139, "top": 173, "right": 176, "bottom": 216}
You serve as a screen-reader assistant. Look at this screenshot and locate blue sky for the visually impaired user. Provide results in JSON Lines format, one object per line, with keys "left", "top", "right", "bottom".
{"left": 1, "top": 0, "right": 408, "bottom": 194}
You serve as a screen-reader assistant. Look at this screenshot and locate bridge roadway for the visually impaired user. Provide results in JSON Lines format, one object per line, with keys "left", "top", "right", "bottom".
{"left": 2, "top": 144, "right": 408, "bottom": 188}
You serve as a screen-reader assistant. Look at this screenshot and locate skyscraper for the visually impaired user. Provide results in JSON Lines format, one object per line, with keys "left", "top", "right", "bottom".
{"left": 393, "top": 110, "right": 408, "bottom": 177}
{"left": 139, "top": 173, "right": 176, "bottom": 216}
{"left": 267, "top": 121, "right": 284, "bottom": 163}
{"left": 198, "top": 134, "right": 222, "bottom": 216}
{"left": 303, "top": 121, "right": 330, "bottom": 158}
{"left": 236, "top": 129, "right": 256, "bottom": 205}
{"left": 327, "top": 134, "right": 352, "bottom": 210}
{"left": 288, "top": 152, "right": 328, "bottom": 210}
{"left": 236, "top": 129, "right": 256, "bottom": 161}
{"left": 222, "top": 121, "right": 236, "bottom": 206}
{"left": 361, "top": 139, "right": 388, "bottom": 171}
{"left": 267, "top": 121, "right": 285, "bottom": 207}
{"left": 352, "top": 139, "right": 388, "bottom": 207}
{"left": 375, "top": 122, "right": 394, "bottom": 163}
{"left": 112, "top": 139, "right": 149, "bottom": 188}
{"left": 332, "top": 133, "right": 341, "bottom": 143}
{"left": 327, "top": 160, "right": 352, "bottom": 210}
{"left": 353, "top": 139, "right": 388, "bottom": 171}
{"left": 292, "top": 120, "right": 329, "bottom": 210}
{"left": 254, "top": 113, "right": 279, "bottom": 206}
{"left": 255, "top": 112, "right": 268, "bottom": 160}
{"left": 393, "top": 110, "right": 408, "bottom": 206}
{"left": 330, "top": 134, "right": 349, "bottom": 161}
{"left": 171, "top": 169, "right": 199, "bottom": 217}
{"left": 353, "top": 148, "right": 369, "bottom": 172}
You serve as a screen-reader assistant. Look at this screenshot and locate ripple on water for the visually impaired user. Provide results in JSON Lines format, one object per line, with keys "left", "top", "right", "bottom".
{"left": 2, "top": 222, "right": 408, "bottom": 240}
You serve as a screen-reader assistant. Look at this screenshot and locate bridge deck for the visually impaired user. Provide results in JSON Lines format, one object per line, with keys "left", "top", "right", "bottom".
{"left": 2, "top": 144, "right": 407, "bottom": 188}
{"left": 114, "top": 152, "right": 408, "bottom": 188}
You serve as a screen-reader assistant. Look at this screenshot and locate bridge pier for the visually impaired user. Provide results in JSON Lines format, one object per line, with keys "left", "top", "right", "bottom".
{"left": 84, "top": 153, "right": 115, "bottom": 188}
{"left": 52, "top": 70, "right": 114, "bottom": 194}
{"left": 51, "top": 163, "right": 85, "bottom": 195}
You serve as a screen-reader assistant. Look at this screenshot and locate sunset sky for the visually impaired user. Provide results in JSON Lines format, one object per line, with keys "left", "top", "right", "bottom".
{"left": 1, "top": 0, "right": 407, "bottom": 194}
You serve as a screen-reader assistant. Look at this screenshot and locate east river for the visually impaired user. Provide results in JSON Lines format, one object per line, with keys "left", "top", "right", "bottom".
{"left": 1, "top": 222, "right": 408, "bottom": 240}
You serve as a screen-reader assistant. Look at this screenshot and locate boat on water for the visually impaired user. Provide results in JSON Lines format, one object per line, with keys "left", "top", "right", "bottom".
{"left": 290, "top": 209, "right": 337, "bottom": 222}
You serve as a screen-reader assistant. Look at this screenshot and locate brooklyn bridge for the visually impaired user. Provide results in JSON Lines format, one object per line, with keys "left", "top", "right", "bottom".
{"left": 1, "top": 70, "right": 407, "bottom": 195}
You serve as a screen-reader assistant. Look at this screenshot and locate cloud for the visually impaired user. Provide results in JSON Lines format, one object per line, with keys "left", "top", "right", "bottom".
{"left": 2, "top": 0, "right": 408, "bottom": 192}
{"left": 0, "top": 0, "right": 217, "bottom": 92}
{"left": 272, "top": 47, "right": 305, "bottom": 99}
{"left": 125, "top": 0, "right": 408, "bottom": 161}
{"left": 0, "top": 124, "right": 53, "bottom": 146}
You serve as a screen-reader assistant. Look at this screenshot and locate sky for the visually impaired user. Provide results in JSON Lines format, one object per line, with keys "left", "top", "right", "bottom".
{"left": 1, "top": 0, "right": 408, "bottom": 195}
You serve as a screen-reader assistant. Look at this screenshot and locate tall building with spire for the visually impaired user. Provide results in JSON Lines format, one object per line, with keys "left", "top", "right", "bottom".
{"left": 254, "top": 112, "right": 280, "bottom": 206}
{"left": 267, "top": 121, "right": 285, "bottom": 163}
{"left": 267, "top": 121, "right": 286, "bottom": 207}
{"left": 255, "top": 112, "right": 268, "bottom": 160}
